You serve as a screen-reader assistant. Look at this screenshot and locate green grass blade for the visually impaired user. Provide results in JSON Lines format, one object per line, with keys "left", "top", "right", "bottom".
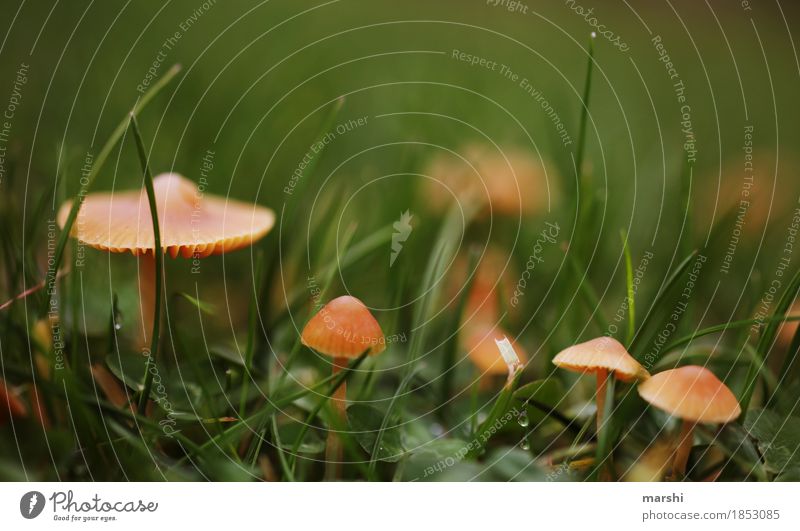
{"left": 742, "top": 267, "right": 800, "bottom": 412}
{"left": 573, "top": 32, "right": 595, "bottom": 258}
{"left": 630, "top": 250, "right": 698, "bottom": 357}
{"left": 590, "top": 377, "right": 616, "bottom": 481}
{"left": 368, "top": 201, "right": 477, "bottom": 475}
{"left": 271, "top": 415, "right": 295, "bottom": 482}
{"left": 773, "top": 315, "right": 800, "bottom": 406}
{"left": 467, "top": 369, "right": 525, "bottom": 458}
{"left": 129, "top": 115, "right": 164, "bottom": 415}
{"left": 574, "top": 33, "right": 595, "bottom": 201}
{"left": 259, "top": 96, "right": 345, "bottom": 331}
{"left": 273, "top": 224, "right": 394, "bottom": 327}
{"left": 439, "top": 245, "right": 481, "bottom": 411}
{"left": 287, "top": 350, "right": 369, "bottom": 471}
{"left": 43, "top": 64, "right": 181, "bottom": 317}
{"left": 661, "top": 314, "right": 800, "bottom": 353}
{"left": 567, "top": 250, "right": 609, "bottom": 332}
{"left": 239, "top": 250, "right": 265, "bottom": 416}
{"left": 621, "top": 230, "right": 635, "bottom": 345}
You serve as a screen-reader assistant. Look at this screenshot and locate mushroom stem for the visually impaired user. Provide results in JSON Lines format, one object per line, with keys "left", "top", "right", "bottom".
{"left": 325, "top": 356, "right": 348, "bottom": 479}
{"left": 672, "top": 419, "right": 695, "bottom": 478}
{"left": 137, "top": 254, "right": 156, "bottom": 350}
{"left": 595, "top": 369, "right": 609, "bottom": 434}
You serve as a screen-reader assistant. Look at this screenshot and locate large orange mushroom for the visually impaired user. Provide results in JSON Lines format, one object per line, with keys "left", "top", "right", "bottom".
{"left": 553, "top": 336, "right": 650, "bottom": 434}
{"left": 57, "top": 172, "right": 275, "bottom": 349}
{"left": 638, "top": 365, "right": 741, "bottom": 478}
{"left": 301, "top": 295, "right": 385, "bottom": 473}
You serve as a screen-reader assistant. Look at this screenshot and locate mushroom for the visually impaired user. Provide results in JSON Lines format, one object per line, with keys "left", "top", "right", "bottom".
{"left": 553, "top": 336, "right": 650, "bottom": 434}
{"left": 447, "top": 245, "right": 518, "bottom": 323}
{"left": 423, "top": 143, "right": 557, "bottom": 217}
{"left": 57, "top": 172, "right": 275, "bottom": 349}
{"left": 638, "top": 365, "right": 741, "bottom": 478}
{"left": 463, "top": 322, "right": 528, "bottom": 389}
{"left": 301, "top": 295, "right": 385, "bottom": 471}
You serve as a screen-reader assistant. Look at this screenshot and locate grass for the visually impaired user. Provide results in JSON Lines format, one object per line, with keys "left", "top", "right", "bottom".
{"left": 2, "top": 2, "right": 800, "bottom": 483}
{"left": 129, "top": 114, "right": 164, "bottom": 415}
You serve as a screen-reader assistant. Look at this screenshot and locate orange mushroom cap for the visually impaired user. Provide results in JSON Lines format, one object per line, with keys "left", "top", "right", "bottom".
{"left": 552, "top": 336, "right": 650, "bottom": 382}
{"left": 301, "top": 296, "right": 385, "bottom": 358}
{"left": 57, "top": 173, "right": 275, "bottom": 258}
{"left": 463, "top": 322, "right": 528, "bottom": 375}
{"left": 638, "top": 366, "right": 742, "bottom": 424}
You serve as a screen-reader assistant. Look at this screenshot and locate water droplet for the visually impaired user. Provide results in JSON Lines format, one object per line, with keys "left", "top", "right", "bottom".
{"left": 114, "top": 323, "right": 122, "bottom": 330}
{"left": 520, "top": 436, "right": 530, "bottom": 451}
{"left": 517, "top": 410, "right": 529, "bottom": 428}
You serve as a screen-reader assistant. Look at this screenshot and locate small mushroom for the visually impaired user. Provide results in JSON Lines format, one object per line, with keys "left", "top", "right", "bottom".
{"left": 638, "top": 365, "right": 741, "bottom": 478}
{"left": 57, "top": 173, "right": 275, "bottom": 348}
{"left": 463, "top": 322, "right": 528, "bottom": 389}
{"left": 553, "top": 336, "right": 650, "bottom": 434}
{"left": 301, "top": 295, "right": 385, "bottom": 473}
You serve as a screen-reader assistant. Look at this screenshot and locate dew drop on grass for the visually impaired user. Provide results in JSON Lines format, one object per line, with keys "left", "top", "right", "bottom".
{"left": 517, "top": 410, "right": 529, "bottom": 428}
{"left": 520, "top": 436, "right": 530, "bottom": 451}
{"left": 114, "top": 323, "right": 122, "bottom": 330}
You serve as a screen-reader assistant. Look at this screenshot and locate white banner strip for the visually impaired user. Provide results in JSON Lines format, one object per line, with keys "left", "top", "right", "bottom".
{"left": 1, "top": 482, "right": 797, "bottom": 530}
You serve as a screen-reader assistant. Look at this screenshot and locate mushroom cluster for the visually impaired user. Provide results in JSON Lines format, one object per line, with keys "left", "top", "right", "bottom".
{"left": 551, "top": 336, "right": 742, "bottom": 480}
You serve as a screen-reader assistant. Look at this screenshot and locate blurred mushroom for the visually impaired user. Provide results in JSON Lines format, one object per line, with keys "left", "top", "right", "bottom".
{"left": 449, "top": 245, "right": 518, "bottom": 323}
{"left": 57, "top": 173, "right": 275, "bottom": 348}
{"left": 625, "top": 440, "right": 674, "bottom": 482}
{"left": 422, "top": 144, "right": 557, "bottom": 217}
{"left": 638, "top": 365, "right": 741, "bottom": 478}
{"left": 696, "top": 150, "right": 800, "bottom": 238}
{"left": 553, "top": 337, "right": 650, "bottom": 434}
{"left": 301, "top": 295, "right": 385, "bottom": 474}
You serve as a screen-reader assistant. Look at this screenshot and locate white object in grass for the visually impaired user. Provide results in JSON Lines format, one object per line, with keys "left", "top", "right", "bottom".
{"left": 495, "top": 336, "right": 521, "bottom": 375}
